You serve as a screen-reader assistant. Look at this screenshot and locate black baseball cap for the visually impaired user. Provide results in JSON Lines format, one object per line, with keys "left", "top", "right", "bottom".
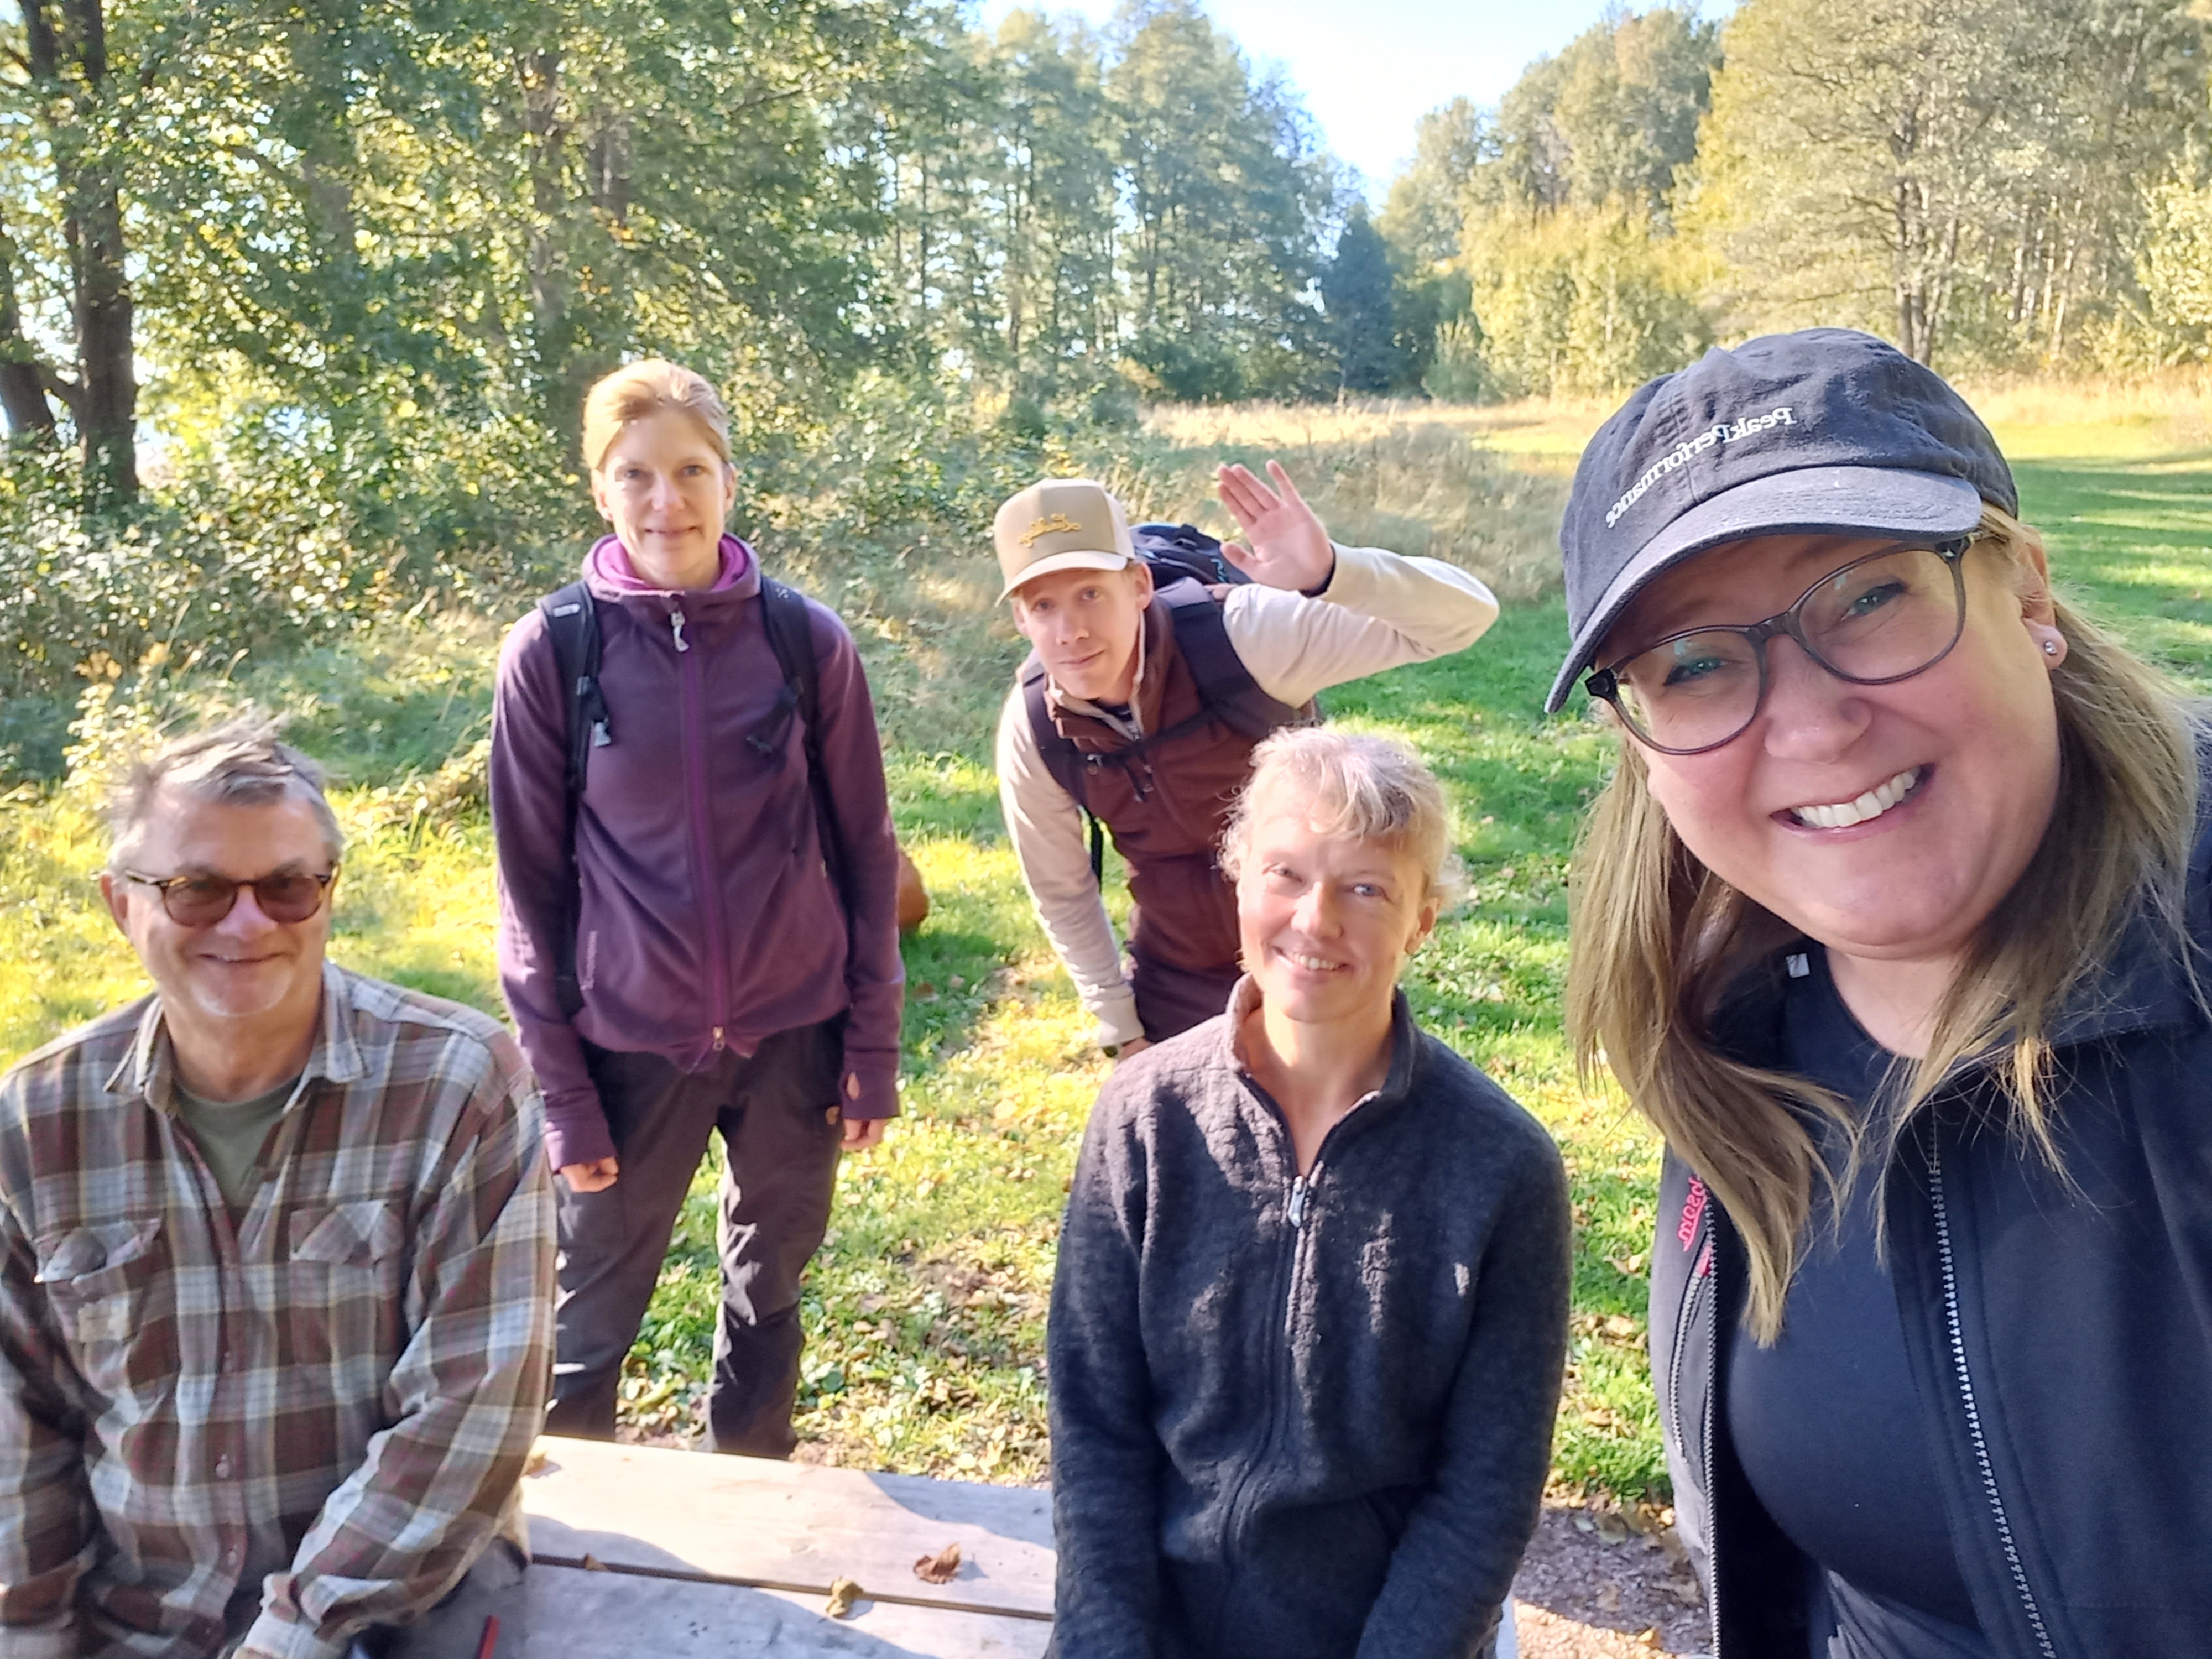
{"left": 1546, "top": 328, "right": 2017, "bottom": 713}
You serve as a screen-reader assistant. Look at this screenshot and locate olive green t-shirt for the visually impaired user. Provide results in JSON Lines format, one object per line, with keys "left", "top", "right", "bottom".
{"left": 174, "top": 1077, "right": 300, "bottom": 1213}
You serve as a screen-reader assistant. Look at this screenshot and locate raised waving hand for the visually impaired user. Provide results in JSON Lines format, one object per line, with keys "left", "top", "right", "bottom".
{"left": 1215, "top": 460, "right": 1336, "bottom": 594}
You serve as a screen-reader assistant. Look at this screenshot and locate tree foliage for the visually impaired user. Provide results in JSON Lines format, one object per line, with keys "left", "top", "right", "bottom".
{"left": 1378, "top": 6, "right": 1718, "bottom": 399}
{"left": 1463, "top": 206, "right": 1711, "bottom": 398}
{"left": 1324, "top": 205, "right": 1405, "bottom": 393}
{"left": 1686, "top": 0, "right": 2207, "bottom": 363}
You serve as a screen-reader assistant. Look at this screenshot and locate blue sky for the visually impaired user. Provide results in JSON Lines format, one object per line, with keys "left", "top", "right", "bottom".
{"left": 970, "top": 0, "right": 1735, "bottom": 199}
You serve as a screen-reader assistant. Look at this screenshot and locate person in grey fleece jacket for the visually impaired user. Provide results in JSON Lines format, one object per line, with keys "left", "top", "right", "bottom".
{"left": 1047, "top": 728, "right": 1573, "bottom": 1659}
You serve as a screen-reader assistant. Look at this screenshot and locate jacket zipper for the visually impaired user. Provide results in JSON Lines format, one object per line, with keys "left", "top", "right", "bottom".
{"left": 1666, "top": 1245, "right": 1705, "bottom": 1464}
{"left": 1929, "top": 1138, "right": 2058, "bottom": 1659}
{"left": 1211, "top": 1155, "right": 1328, "bottom": 1639}
{"left": 1700, "top": 1223, "right": 1723, "bottom": 1659}
{"left": 671, "top": 602, "right": 729, "bottom": 1050}
{"left": 1281, "top": 1162, "right": 1319, "bottom": 1343}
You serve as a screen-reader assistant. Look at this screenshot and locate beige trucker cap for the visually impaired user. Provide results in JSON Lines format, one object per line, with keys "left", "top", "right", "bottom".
{"left": 993, "top": 478, "right": 1136, "bottom": 601}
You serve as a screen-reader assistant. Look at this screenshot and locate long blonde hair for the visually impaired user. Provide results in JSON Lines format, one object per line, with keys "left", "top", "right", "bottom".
{"left": 1567, "top": 507, "right": 2200, "bottom": 1341}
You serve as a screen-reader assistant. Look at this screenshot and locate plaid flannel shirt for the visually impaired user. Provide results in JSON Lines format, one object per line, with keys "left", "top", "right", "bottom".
{"left": 0, "top": 964, "right": 555, "bottom": 1659}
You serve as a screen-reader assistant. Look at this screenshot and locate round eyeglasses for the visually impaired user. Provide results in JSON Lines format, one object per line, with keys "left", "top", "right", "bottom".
{"left": 120, "top": 868, "right": 338, "bottom": 927}
{"left": 1583, "top": 539, "right": 1973, "bottom": 756}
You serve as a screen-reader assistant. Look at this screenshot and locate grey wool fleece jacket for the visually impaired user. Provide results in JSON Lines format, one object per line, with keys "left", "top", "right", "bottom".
{"left": 1047, "top": 983, "right": 1573, "bottom": 1659}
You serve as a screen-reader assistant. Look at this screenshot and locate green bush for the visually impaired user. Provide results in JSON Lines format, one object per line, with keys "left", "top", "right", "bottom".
{"left": 1423, "top": 317, "right": 1495, "bottom": 403}
{"left": 1461, "top": 205, "right": 1711, "bottom": 399}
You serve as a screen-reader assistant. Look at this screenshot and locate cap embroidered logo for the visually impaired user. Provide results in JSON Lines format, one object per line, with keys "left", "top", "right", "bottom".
{"left": 1019, "top": 513, "right": 1081, "bottom": 546}
{"left": 1605, "top": 408, "right": 1797, "bottom": 528}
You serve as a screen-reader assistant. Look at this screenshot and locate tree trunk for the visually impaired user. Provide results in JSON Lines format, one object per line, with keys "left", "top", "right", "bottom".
{"left": 0, "top": 222, "right": 57, "bottom": 440}
{"left": 1893, "top": 175, "right": 1923, "bottom": 361}
{"left": 27, "top": 0, "right": 138, "bottom": 501}
{"left": 587, "top": 110, "right": 632, "bottom": 223}
{"left": 518, "top": 48, "right": 588, "bottom": 453}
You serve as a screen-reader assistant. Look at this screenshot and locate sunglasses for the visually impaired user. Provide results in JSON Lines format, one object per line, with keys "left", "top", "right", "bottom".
{"left": 119, "top": 868, "right": 338, "bottom": 927}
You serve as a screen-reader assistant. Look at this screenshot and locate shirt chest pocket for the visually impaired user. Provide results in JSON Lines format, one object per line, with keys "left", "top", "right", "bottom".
{"left": 280, "top": 1202, "right": 409, "bottom": 1371}
{"left": 34, "top": 1218, "right": 175, "bottom": 1404}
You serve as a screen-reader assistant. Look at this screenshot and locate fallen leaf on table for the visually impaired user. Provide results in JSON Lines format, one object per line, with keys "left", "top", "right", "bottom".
{"left": 581, "top": 1554, "right": 607, "bottom": 1572}
{"left": 913, "top": 1542, "right": 963, "bottom": 1584}
{"left": 825, "top": 1577, "right": 863, "bottom": 1619}
{"left": 523, "top": 1443, "right": 552, "bottom": 1477}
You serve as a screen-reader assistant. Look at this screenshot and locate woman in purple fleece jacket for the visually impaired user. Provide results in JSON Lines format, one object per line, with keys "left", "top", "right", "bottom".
{"left": 489, "top": 359, "right": 904, "bottom": 1457}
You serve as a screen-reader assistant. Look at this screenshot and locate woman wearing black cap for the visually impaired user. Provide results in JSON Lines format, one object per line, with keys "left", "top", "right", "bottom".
{"left": 1556, "top": 328, "right": 2212, "bottom": 1656}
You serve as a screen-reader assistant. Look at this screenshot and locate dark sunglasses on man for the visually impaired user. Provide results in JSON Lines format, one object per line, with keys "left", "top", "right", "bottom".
{"left": 118, "top": 867, "right": 339, "bottom": 927}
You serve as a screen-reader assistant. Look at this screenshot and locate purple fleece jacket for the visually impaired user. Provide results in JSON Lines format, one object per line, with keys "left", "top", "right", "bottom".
{"left": 491, "top": 533, "right": 905, "bottom": 1170}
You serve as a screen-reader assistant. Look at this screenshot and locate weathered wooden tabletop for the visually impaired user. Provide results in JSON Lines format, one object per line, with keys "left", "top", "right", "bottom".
{"left": 518, "top": 1436, "right": 1055, "bottom": 1657}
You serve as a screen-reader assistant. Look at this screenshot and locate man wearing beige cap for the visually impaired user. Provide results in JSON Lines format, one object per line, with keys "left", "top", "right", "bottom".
{"left": 994, "top": 461, "right": 1500, "bottom": 1055}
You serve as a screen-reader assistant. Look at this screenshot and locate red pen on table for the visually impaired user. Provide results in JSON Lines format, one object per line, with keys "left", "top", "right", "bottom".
{"left": 474, "top": 1614, "right": 500, "bottom": 1659}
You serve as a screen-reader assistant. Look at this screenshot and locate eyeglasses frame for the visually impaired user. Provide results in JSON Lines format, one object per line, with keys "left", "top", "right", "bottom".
{"left": 118, "top": 867, "right": 340, "bottom": 927}
{"left": 1582, "top": 536, "right": 1975, "bottom": 757}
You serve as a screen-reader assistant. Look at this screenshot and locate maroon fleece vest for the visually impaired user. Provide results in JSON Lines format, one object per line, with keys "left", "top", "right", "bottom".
{"left": 1046, "top": 597, "right": 1260, "bottom": 981}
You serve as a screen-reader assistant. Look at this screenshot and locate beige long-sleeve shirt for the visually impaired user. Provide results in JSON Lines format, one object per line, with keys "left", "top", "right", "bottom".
{"left": 995, "top": 544, "right": 1500, "bottom": 1046}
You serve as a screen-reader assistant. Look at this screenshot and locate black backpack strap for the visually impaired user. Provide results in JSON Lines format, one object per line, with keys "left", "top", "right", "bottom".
{"left": 1020, "top": 653, "right": 1109, "bottom": 882}
{"left": 1154, "top": 578, "right": 1317, "bottom": 735}
{"left": 759, "top": 577, "right": 849, "bottom": 905}
{"left": 535, "top": 581, "right": 608, "bottom": 1019}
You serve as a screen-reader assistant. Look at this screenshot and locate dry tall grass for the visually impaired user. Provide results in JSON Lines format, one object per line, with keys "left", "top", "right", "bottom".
{"left": 1110, "top": 401, "right": 1578, "bottom": 605}
{"left": 1954, "top": 366, "right": 2212, "bottom": 435}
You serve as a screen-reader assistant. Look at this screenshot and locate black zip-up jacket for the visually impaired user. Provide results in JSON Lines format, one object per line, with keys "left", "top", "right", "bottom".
{"left": 1048, "top": 985, "right": 1572, "bottom": 1659}
{"left": 1650, "top": 787, "right": 2212, "bottom": 1658}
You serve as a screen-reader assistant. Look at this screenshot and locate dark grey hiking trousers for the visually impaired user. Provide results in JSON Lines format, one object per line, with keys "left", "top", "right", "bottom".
{"left": 544, "top": 1019, "right": 845, "bottom": 1457}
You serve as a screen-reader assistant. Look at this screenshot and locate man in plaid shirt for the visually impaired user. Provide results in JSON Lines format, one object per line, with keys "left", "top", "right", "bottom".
{"left": 0, "top": 720, "right": 555, "bottom": 1658}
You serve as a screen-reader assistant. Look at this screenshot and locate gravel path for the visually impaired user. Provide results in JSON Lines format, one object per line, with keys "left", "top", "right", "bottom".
{"left": 1511, "top": 1503, "right": 1709, "bottom": 1657}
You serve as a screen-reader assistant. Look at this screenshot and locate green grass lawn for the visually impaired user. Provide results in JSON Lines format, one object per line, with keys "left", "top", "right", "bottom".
{"left": 4, "top": 402, "right": 2208, "bottom": 1506}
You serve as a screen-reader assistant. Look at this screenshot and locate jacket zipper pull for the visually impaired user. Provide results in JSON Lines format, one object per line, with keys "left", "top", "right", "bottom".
{"left": 712, "top": 1025, "right": 726, "bottom": 1052}
{"left": 1287, "top": 1176, "right": 1308, "bottom": 1229}
{"left": 670, "top": 607, "right": 689, "bottom": 653}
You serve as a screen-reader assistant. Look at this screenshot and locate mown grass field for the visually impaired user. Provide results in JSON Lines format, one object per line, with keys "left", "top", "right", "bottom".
{"left": 3, "top": 383, "right": 2208, "bottom": 1506}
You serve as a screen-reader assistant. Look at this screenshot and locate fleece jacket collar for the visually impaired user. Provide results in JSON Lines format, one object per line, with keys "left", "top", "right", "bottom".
{"left": 1218, "top": 974, "right": 1425, "bottom": 1147}
{"left": 582, "top": 531, "right": 760, "bottom": 618}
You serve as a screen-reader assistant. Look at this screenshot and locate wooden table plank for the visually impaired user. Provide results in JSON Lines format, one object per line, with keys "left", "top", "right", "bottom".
{"left": 524, "top": 1562, "right": 1052, "bottom": 1658}
{"left": 522, "top": 1438, "right": 1055, "bottom": 1620}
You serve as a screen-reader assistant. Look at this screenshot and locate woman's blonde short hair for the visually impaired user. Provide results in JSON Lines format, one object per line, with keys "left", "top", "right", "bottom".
{"left": 1220, "top": 727, "right": 1466, "bottom": 907}
{"left": 581, "top": 359, "right": 733, "bottom": 472}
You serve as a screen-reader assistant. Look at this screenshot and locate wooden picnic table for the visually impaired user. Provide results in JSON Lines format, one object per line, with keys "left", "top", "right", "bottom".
{"left": 518, "top": 1436, "right": 1054, "bottom": 1657}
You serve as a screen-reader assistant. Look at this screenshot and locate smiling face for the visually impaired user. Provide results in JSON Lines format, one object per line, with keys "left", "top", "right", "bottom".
{"left": 1235, "top": 778, "right": 1441, "bottom": 1030}
{"left": 1604, "top": 529, "right": 2065, "bottom": 978}
{"left": 1009, "top": 562, "right": 1154, "bottom": 705}
{"left": 589, "top": 408, "right": 739, "bottom": 590}
{"left": 101, "top": 788, "right": 336, "bottom": 1033}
